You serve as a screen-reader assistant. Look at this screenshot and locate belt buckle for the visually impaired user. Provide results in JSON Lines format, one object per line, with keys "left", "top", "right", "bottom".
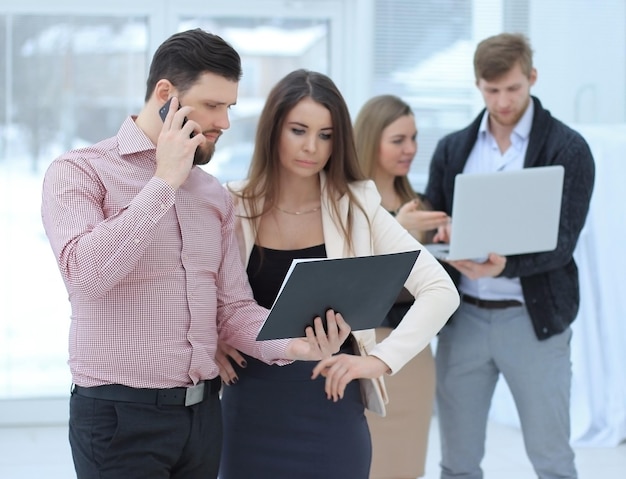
{"left": 184, "top": 382, "right": 205, "bottom": 406}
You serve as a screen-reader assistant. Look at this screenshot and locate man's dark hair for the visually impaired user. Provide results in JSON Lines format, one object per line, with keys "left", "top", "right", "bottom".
{"left": 145, "top": 28, "right": 242, "bottom": 101}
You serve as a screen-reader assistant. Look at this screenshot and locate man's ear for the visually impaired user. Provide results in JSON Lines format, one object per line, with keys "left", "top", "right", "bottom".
{"left": 529, "top": 67, "right": 538, "bottom": 86}
{"left": 154, "top": 79, "right": 174, "bottom": 104}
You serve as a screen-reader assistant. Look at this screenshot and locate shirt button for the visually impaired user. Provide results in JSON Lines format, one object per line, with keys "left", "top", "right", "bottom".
{"left": 134, "top": 238, "right": 140, "bottom": 244}
{"left": 160, "top": 203, "right": 166, "bottom": 210}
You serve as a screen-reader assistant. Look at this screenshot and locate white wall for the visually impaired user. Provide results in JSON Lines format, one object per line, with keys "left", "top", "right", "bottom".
{"left": 530, "top": 0, "right": 626, "bottom": 123}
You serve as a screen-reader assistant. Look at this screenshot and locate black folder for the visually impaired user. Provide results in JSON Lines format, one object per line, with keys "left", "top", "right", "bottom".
{"left": 256, "top": 250, "right": 420, "bottom": 340}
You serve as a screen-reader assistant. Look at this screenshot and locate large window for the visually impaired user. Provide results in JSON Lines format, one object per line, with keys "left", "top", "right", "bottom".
{"left": 0, "top": 14, "right": 149, "bottom": 398}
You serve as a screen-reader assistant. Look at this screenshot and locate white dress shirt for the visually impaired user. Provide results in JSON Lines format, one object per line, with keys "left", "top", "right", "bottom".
{"left": 459, "top": 101, "right": 534, "bottom": 302}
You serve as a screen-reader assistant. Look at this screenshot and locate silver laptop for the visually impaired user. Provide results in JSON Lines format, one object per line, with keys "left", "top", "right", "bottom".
{"left": 426, "top": 165, "right": 564, "bottom": 261}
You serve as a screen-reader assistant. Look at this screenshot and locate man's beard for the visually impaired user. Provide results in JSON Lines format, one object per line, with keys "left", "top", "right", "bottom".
{"left": 193, "top": 142, "right": 216, "bottom": 166}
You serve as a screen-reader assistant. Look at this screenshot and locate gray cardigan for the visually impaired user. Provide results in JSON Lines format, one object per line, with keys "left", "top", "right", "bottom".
{"left": 425, "top": 97, "right": 595, "bottom": 340}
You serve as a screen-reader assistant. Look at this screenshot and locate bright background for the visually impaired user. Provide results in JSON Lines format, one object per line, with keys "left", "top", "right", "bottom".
{"left": 0, "top": 0, "right": 624, "bottom": 448}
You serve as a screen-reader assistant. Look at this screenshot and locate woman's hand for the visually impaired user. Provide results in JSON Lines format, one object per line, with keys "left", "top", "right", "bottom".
{"left": 395, "top": 200, "right": 449, "bottom": 235}
{"left": 215, "top": 341, "right": 247, "bottom": 385}
{"left": 311, "top": 354, "right": 390, "bottom": 402}
{"left": 285, "top": 310, "right": 351, "bottom": 361}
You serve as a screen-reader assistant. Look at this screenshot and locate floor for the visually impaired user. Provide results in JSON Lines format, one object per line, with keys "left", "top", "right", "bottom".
{"left": 1, "top": 417, "right": 624, "bottom": 478}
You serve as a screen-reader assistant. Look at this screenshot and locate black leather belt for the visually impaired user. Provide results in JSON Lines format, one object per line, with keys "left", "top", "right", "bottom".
{"left": 72, "top": 377, "right": 221, "bottom": 406}
{"left": 462, "top": 294, "right": 523, "bottom": 309}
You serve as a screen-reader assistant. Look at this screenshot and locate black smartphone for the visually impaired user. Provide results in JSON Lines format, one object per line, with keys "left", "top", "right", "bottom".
{"left": 159, "top": 98, "right": 193, "bottom": 137}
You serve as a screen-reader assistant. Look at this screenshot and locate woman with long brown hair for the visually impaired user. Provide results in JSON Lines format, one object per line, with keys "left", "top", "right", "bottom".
{"left": 218, "top": 72, "right": 458, "bottom": 479}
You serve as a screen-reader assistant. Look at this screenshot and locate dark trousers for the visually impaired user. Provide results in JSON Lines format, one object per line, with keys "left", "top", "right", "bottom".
{"left": 69, "top": 390, "right": 222, "bottom": 479}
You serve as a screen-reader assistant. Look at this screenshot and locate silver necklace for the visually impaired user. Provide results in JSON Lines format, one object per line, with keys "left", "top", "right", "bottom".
{"left": 274, "top": 204, "right": 321, "bottom": 215}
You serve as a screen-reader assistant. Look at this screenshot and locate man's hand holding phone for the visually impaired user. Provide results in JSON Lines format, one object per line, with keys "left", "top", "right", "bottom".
{"left": 155, "top": 97, "right": 205, "bottom": 190}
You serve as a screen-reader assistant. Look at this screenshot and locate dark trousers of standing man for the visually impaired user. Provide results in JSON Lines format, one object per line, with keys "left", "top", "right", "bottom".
{"left": 69, "top": 378, "right": 222, "bottom": 479}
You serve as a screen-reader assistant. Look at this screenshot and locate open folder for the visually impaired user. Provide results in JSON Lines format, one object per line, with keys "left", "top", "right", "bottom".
{"left": 256, "top": 250, "right": 420, "bottom": 340}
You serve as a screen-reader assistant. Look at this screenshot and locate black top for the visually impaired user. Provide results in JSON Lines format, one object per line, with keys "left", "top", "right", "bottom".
{"left": 247, "top": 243, "right": 327, "bottom": 309}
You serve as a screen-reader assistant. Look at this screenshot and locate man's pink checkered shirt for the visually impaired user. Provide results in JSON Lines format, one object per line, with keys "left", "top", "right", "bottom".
{"left": 41, "top": 117, "right": 288, "bottom": 388}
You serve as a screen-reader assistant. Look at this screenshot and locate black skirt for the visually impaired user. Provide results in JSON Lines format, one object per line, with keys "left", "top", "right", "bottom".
{"left": 219, "top": 244, "right": 371, "bottom": 478}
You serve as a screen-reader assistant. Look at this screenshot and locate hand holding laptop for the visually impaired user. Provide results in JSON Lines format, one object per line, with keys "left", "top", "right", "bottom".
{"left": 430, "top": 214, "right": 507, "bottom": 277}
{"left": 447, "top": 253, "right": 507, "bottom": 279}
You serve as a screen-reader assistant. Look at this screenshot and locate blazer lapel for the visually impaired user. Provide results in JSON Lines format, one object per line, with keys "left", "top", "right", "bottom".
{"left": 320, "top": 172, "right": 350, "bottom": 259}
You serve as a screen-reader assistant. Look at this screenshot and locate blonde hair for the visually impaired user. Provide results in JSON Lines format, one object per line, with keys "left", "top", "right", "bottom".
{"left": 354, "top": 94, "right": 418, "bottom": 206}
{"left": 354, "top": 94, "right": 435, "bottom": 243}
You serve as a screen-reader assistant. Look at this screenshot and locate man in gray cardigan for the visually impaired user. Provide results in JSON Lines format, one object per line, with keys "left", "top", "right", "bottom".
{"left": 425, "top": 33, "right": 594, "bottom": 479}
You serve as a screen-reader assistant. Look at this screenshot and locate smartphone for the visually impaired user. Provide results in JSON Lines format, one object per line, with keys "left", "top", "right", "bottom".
{"left": 159, "top": 98, "right": 193, "bottom": 137}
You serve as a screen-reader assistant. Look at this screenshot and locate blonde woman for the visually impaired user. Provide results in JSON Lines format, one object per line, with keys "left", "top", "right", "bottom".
{"left": 354, "top": 94, "right": 450, "bottom": 479}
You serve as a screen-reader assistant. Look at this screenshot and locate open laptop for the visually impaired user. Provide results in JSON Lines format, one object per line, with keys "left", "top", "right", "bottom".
{"left": 426, "top": 165, "right": 564, "bottom": 261}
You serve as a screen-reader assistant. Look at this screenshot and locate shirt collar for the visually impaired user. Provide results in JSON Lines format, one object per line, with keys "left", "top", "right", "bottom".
{"left": 117, "top": 116, "right": 157, "bottom": 156}
{"left": 478, "top": 99, "right": 534, "bottom": 143}
{"left": 514, "top": 99, "right": 534, "bottom": 141}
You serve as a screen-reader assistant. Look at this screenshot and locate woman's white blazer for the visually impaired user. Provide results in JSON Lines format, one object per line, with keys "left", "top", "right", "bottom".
{"left": 228, "top": 172, "right": 459, "bottom": 375}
